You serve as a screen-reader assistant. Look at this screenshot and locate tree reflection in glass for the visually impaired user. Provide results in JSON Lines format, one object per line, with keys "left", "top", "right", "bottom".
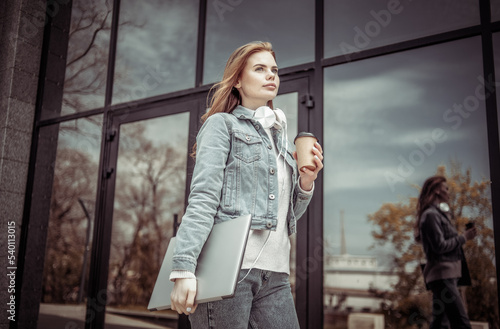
{"left": 105, "top": 113, "right": 189, "bottom": 327}
{"left": 61, "top": 0, "right": 112, "bottom": 116}
{"left": 369, "top": 163, "right": 498, "bottom": 328}
{"left": 38, "top": 116, "right": 103, "bottom": 327}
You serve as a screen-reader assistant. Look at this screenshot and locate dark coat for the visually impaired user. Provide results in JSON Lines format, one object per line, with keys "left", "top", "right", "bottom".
{"left": 419, "top": 204, "right": 471, "bottom": 287}
{"left": 420, "top": 204, "right": 465, "bottom": 263}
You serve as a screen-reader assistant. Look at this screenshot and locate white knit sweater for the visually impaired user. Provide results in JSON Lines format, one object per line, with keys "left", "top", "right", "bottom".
{"left": 240, "top": 126, "right": 292, "bottom": 274}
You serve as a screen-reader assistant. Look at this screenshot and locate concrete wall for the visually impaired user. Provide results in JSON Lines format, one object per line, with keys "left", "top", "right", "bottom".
{"left": 0, "top": 0, "right": 45, "bottom": 328}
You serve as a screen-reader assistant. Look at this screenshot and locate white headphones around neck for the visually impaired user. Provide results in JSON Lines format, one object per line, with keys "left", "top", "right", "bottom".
{"left": 253, "top": 106, "right": 286, "bottom": 130}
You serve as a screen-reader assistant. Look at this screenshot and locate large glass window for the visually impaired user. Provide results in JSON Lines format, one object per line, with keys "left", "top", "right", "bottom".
{"left": 113, "top": 0, "right": 199, "bottom": 104}
{"left": 325, "top": 0, "right": 480, "bottom": 59}
{"left": 59, "top": 0, "right": 112, "bottom": 117}
{"left": 323, "top": 37, "right": 498, "bottom": 328}
{"left": 37, "top": 116, "right": 102, "bottom": 328}
{"left": 105, "top": 112, "right": 190, "bottom": 328}
{"left": 203, "top": 0, "right": 314, "bottom": 84}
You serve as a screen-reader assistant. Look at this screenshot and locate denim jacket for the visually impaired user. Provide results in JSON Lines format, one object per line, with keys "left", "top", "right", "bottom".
{"left": 419, "top": 205, "right": 465, "bottom": 264}
{"left": 172, "top": 105, "right": 313, "bottom": 273}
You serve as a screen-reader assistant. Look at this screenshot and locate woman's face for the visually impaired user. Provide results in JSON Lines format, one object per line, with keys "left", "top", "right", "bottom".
{"left": 234, "top": 50, "right": 279, "bottom": 110}
{"left": 436, "top": 182, "right": 450, "bottom": 203}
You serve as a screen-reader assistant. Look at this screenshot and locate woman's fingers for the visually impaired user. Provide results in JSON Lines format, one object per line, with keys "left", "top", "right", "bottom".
{"left": 185, "top": 283, "right": 198, "bottom": 314}
{"left": 312, "top": 142, "right": 324, "bottom": 162}
{"left": 312, "top": 143, "right": 324, "bottom": 173}
{"left": 171, "top": 278, "right": 197, "bottom": 315}
{"left": 314, "top": 141, "right": 323, "bottom": 153}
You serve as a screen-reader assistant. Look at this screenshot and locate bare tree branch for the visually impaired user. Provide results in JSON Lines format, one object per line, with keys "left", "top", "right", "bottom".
{"left": 67, "top": 10, "right": 111, "bottom": 67}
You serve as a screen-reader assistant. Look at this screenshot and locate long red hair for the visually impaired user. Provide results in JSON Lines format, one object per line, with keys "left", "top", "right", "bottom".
{"left": 192, "top": 41, "right": 276, "bottom": 158}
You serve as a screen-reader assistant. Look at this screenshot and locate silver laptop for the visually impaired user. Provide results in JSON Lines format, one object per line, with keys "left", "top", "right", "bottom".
{"left": 148, "top": 214, "right": 252, "bottom": 311}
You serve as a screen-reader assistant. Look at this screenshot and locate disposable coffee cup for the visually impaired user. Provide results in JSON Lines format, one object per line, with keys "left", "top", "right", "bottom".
{"left": 294, "top": 132, "right": 319, "bottom": 171}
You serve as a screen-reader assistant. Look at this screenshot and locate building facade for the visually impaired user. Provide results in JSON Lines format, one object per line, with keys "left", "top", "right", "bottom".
{"left": 2, "top": 0, "right": 500, "bottom": 328}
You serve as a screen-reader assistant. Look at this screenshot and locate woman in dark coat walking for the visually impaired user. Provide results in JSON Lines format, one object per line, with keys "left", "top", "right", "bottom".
{"left": 415, "top": 175, "right": 477, "bottom": 329}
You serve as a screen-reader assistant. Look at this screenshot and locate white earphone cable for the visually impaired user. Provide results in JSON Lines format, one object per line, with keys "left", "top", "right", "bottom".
{"left": 237, "top": 230, "right": 272, "bottom": 283}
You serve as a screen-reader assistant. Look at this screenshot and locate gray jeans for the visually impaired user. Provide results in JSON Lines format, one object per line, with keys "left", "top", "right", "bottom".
{"left": 189, "top": 269, "right": 300, "bottom": 329}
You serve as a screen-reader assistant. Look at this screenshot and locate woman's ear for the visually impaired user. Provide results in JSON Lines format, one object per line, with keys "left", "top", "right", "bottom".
{"left": 234, "top": 80, "right": 241, "bottom": 89}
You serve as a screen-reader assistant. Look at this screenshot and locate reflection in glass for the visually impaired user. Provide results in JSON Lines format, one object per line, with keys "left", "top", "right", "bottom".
{"left": 105, "top": 112, "right": 190, "bottom": 328}
{"left": 37, "top": 116, "right": 103, "bottom": 328}
{"left": 325, "top": 0, "right": 480, "bottom": 59}
{"left": 113, "top": 0, "right": 199, "bottom": 104}
{"left": 204, "top": 0, "right": 314, "bottom": 84}
{"left": 323, "top": 37, "right": 498, "bottom": 328}
{"left": 61, "top": 0, "right": 112, "bottom": 116}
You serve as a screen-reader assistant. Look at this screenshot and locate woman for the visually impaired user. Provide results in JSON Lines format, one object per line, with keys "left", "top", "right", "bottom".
{"left": 169, "top": 41, "right": 323, "bottom": 328}
{"left": 416, "top": 176, "right": 476, "bottom": 329}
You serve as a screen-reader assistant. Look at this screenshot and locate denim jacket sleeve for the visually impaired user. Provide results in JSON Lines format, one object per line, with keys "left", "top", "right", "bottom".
{"left": 172, "top": 114, "right": 230, "bottom": 273}
{"left": 291, "top": 179, "right": 313, "bottom": 226}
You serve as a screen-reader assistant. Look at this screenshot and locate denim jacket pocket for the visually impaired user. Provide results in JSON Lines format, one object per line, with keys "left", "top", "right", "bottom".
{"left": 233, "top": 130, "right": 262, "bottom": 163}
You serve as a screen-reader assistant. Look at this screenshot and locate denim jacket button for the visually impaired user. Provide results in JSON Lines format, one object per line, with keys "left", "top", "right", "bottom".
{"left": 269, "top": 194, "right": 275, "bottom": 200}
{"left": 267, "top": 145, "right": 272, "bottom": 150}
{"left": 266, "top": 222, "right": 273, "bottom": 228}
{"left": 270, "top": 168, "right": 275, "bottom": 174}
{"left": 245, "top": 135, "right": 250, "bottom": 141}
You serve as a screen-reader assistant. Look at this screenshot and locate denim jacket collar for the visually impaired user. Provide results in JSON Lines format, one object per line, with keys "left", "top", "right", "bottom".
{"left": 232, "top": 105, "right": 283, "bottom": 136}
{"left": 232, "top": 105, "right": 256, "bottom": 121}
